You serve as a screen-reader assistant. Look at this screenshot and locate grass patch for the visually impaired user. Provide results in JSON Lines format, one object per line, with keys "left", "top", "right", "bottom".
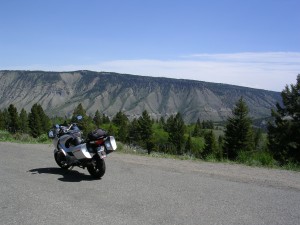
{"left": 116, "top": 142, "right": 197, "bottom": 160}
{"left": 281, "top": 162, "right": 300, "bottom": 172}
{"left": 0, "top": 130, "right": 51, "bottom": 144}
{"left": 116, "top": 141, "right": 300, "bottom": 171}
{"left": 237, "top": 150, "right": 276, "bottom": 167}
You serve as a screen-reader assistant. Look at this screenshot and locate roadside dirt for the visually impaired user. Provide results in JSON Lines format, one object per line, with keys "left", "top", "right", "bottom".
{"left": 112, "top": 152, "right": 300, "bottom": 191}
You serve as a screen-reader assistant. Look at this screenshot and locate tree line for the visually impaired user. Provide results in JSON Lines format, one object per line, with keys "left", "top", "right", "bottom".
{"left": 0, "top": 103, "right": 51, "bottom": 138}
{"left": 0, "top": 75, "right": 299, "bottom": 166}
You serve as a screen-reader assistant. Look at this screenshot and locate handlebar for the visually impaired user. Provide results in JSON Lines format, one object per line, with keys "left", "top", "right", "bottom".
{"left": 55, "top": 123, "right": 80, "bottom": 136}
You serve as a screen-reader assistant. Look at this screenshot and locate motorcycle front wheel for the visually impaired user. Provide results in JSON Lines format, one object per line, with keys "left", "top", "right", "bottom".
{"left": 54, "top": 151, "right": 70, "bottom": 170}
{"left": 87, "top": 156, "right": 106, "bottom": 179}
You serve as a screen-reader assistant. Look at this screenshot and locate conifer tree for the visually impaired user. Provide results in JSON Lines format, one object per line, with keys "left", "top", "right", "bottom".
{"left": 19, "top": 108, "right": 29, "bottom": 133}
{"left": 8, "top": 104, "right": 19, "bottom": 133}
{"left": 185, "top": 134, "right": 192, "bottom": 155}
{"left": 0, "top": 110, "right": 4, "bottom": 130}
{"left": 217, "top": 135, "right": 224, "bottom": 160}
{"left": 36, "top": 104, "right": 51, "bottom": 133}
{"left": 164, "top": 113, "right": 186, "bottom": 155}
{"left": 93, "top": 110, "right": 102, "bottom": 127}
{"left": 28, "top": 104, "right": 43, "bottom": 137}
{"left": 1, "top": 109, "right": 10, "bottom": 131}
{"left": 112, "top": 111, "right": 128, "bottom": 127}
{"left": 72, "top": 103, "right": 87, "bottom": 118}
{"left": 28, "top": 103, "right": 51, "bottom": 137}
{"left": 192, "top": 118, "right": 202, "bottom": 137}
{"left": 102, "top": 114, "right": 110, "bottom": 124}
{"left": 202, "top": 120, "right": 214, "bottom": 129}
{"left": 159, "top": 116, "right": 165, "bottom": 128}
{"left": 138, "top": 110, "right": 154, "bottom": 154}
{"left": 223, "top": 97, "right": 253, "bottom": 160}
{"left": 268, "top": 75, "right": 300, "bottom": 164}
{"left": 72, "top": 103, "right": 95, "bottom": 135}
{"left": 112, "top": 111, "right": 128, "bottom": 142}
{"left": 128, "top": 118, "right": 140, "bottom": 145}
{"left": 202, "top": 131, "right": 217, "bottom": 159}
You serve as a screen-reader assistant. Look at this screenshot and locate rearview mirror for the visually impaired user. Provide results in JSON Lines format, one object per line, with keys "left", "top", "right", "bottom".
{"left": 48, "top": 130, "right": 54, "bottom": 138}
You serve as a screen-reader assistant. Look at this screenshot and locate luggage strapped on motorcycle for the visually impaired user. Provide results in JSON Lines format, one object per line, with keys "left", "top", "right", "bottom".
{"left": 88, "top": 128, "right": 108, "bottom": 141}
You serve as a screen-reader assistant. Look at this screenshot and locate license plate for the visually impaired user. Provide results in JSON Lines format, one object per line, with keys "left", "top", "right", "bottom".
{"left": 97, "top": 146, "right": 106, "bottom": 159}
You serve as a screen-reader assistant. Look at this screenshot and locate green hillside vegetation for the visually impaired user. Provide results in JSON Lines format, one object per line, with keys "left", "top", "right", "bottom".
{"left": 0, "top": 75, "right": 299, "bottom": 170}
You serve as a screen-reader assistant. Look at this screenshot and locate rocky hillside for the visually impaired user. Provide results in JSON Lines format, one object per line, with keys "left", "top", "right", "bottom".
{"left": 0, "top": 70, "right": 281, "bottom": 122}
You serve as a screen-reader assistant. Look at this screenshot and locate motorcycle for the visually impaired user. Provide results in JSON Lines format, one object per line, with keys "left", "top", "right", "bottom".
{"left": 48, "top": 116, "right": 117, "bottom": 179}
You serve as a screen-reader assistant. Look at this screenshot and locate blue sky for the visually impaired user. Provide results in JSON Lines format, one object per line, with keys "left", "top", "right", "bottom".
{"left": 1, "top": 0, "right": 299, "bottom": 91}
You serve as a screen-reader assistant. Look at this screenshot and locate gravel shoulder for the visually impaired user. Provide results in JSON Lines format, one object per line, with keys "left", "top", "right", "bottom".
{"left": 111, "top": 151, "right": 300, "bottom": 191}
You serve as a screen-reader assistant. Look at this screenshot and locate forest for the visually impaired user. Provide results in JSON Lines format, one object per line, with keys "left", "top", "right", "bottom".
{"left": 0, "top": 75, "right": 299, "bottom": 168}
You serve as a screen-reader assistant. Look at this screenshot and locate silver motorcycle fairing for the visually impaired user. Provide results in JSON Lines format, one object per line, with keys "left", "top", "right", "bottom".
{"left": 71, "top": 143, "right": 92, "bottom": 160}
{"left": 56, "top": 134, "right": 93, "bottom": 160}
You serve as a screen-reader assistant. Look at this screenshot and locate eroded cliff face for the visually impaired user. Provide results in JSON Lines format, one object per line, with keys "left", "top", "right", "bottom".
{"left": 0, "top": 70, "right": 281, "bottom": 122}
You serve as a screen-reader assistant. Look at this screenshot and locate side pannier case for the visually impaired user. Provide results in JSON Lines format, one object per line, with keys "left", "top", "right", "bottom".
{"left": 104, "top": 136, "right": 117, "bottom": 154}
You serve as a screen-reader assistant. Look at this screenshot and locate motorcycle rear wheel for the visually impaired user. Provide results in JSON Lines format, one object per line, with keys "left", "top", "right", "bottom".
{"left": 87, "top": 157, "right": 106, "bottom": 179}
{"left": 54, "top": 151, "right": 70, "bottom": 170}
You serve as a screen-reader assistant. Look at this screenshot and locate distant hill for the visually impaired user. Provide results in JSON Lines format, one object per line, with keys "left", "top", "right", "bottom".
{"left": 0, "top": 70, "right": 282, "bottom": 122}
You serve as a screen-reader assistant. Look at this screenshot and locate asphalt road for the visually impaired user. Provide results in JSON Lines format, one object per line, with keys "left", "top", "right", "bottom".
{"left": 0, "top": 142, "right": 299, "bottom": 225}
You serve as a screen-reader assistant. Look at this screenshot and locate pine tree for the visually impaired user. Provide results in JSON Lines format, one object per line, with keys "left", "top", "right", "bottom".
{"left": 0, "top": 110, "right": 4, "bottom": 130}
{"left": 93, "top": 110, "right": 102, "bottom": 127}
{"left": 202, "top": 131, "right": 218, "bottom": 159}
{"left": 28, "top": 103, "right": 51, "bottom": 137}
{"left": 28, "top": 104, "right": 43, "bottom": 137}
{"left": 164, "top": 113, "right": 186, "bottom": 155}
{"left": 72, "top": 103, "right": 87, "bottom": 118}
{"left": 112, "top": 111, "right": 128, "bottom": 126}
{"left": 268, "top": 75, "right": 300, "bottom": 164}
{"left": 102, "top": 114, "right": 110, "bottom": 124}
{"left": 1, "top": 109, "right": 10, "bottom": 131}
{"left": 72, "top": 103, "right": 95, "bottom": 135}
{"left": 138, "top": 110, "right": 154, "bottom": 154}
{"left": 185, "top": 134, "right": 192, "bottom": 155}
{"left": 112, "top": 111, "right": 129, "bottom": 142}
{"left": 19, "top": 108, "right": 29, "bottom": 133}
{"left": 128, "top": 118, "right": 140, "bottom": 145}
{"left": 192, "top": 118, "right": 202, "bottom": 137}
{"left": 8, "top": 104, "right": 19, "bottom": 133}
{"left": 217, "top": 135, "right": 224, "bottom": 160}
{"left": 202, "top": 120, "right": 214, "bottom": 129}
{"left": 253, "top": 128, "right": 263, "bottom": 150}
{"left": 223, "top": 97, "right": 254, "bottom": 160}
{"left": 36, "top": 104, "right": 51, "bottom": 133}
{"left": 159, "top": 116, "right": 165, "bottom": 127}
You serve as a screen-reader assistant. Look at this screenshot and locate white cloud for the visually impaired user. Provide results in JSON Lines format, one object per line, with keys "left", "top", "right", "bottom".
{"left": 185, "top": 52, "right": 300, "bottom": 64}
{"left": 95, "top": 52, "right": 300, "bottom": 91}
{"left": 8, "top": 52, "right": 300, "bottom": 92}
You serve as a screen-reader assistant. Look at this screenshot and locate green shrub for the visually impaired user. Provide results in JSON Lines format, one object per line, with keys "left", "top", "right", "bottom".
{"left": 13, "top": 133, "right": 34, "bottom": 142}
{"left": 191, "top": 137, "right": 205, "bottom": 158}
{"left": 36, "top": 134, "right": 50, "bottom": 143}
{"left": 281, "top": 162, "right": 300, "bottom": 171}
{"left": 205, "top": 153, "right": 219, "bottom": 162}
{"left": 254, "top": 151, "right": 275, "bottom": 166}
{"left": 237, "top": 150, "right": 276, "bottom": 167}
{"left": 0, "top": 130, "right": 13, "bottom": 141}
